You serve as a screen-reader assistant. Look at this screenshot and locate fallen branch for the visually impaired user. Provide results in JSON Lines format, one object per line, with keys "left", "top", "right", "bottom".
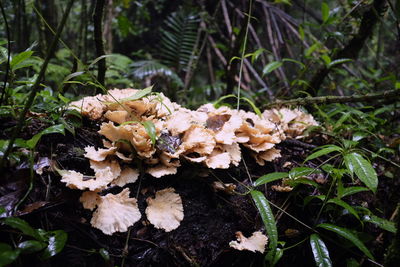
{"left": 263, "top": 89, "right": 400, "bottom": 108}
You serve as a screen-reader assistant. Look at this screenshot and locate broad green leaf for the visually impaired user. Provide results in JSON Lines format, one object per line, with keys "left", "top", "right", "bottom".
{"left": 262, "top": 61, "right": 282, "bottom": 76}
{"left": 289, "top": 167, "right": 318, "bottom": 179}
{"left": 142, "top": 120, "right": 157, "bottom": 145}
{"left": 317, "top": 223, "right": 374, "bottom": 259}
{"left": 282, "top": 58, "right": 305, "bottom": 69}
{"left": 88, "top": 54, "right": 114, "bottom": 68}
{"left": 310, "top": 234, "right": 332, "bottom": 267}
{"left": 321, "top": 54, "right": 331, "bottom": 66}
{"left": 250, "top": 190, "right": 278, "bottom": 253}
{"left": 26, "top": 124, "right": 65, "bottom": 149}
{"left": 362, "top": 215, "right": 396, "bottom": 233}
{"left": 41, "top": 230, "right": 67, "bottom": 259}
{"left": 340, "top": 187, "right": 369, "bottom": 198}
{"left": 305, "top": 43, "right": 320, "bottom": 57}
{"left": 344, "top": 153, "right": 378, "bottom": 193}
{"left": 11, "top": 51, "right": 34, "bottom": 71}
{"left": 321, "top": 2, "right": 330, "bottom": 23}
{"left": 305, "top": 145, "right": 343, "bottom": 162}
{"left": 0, "top": 243, "right": 20, "bottom": 266}
{"left": 18, "top": 240, "right": 46, "bottom": 254}
{"left": 254, "top": 172, "right": 288, "bottom": 186}
{"left": 327, "top": 198, "right": 359, "bottom": 220}
{"left": 3, "top": 217, "right": 42, "bottom": 241}
{"left": 287, "top": 177, "right": 319, "bottom": 188}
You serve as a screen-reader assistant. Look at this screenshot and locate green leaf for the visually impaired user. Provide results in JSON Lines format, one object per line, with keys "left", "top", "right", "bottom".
{"left": 327, "top": 198, "right": 359, "bottom": 220}
{"left": 0, "top": 243, "right": 20, "bottom": 267}
{"left": 344, "top": 153, "right": 378, "bottom": 193}
{"left": 62, "top": 71, "right": 85, "bottom": 84}
{"left": 340, "top": 186, "right": 369, "bottom": 198}
{"left": 26, "top": 124, "right": 65, "bottom": 149}
{"left": 362, "top": 215, "right": 396, "bottom": 233}
{"left": 305, "top": 145, "right": 343, "bottom": 162}
{"left": 282, "top": 58, "right": 305, "bottom": 69}
{"left": 262, "top": 61, "right": 282, "bottom": 76}
{"left": 11, "top": 51, "right": 34, "bottom": 71}
{"left": 250, "top": 190, "right": 278, "bottom": 253}
{"left": 254, "top": 172, "right": 288, "bottom": 186}
{"left": 310, "top": 234, "right": 332, "bottom": 267}
{"left": 321, "top": 2, "right": 330, "bottom": 23}
{"left": 120, "top": 86, "right": 153, "bottom": 102}
{"left": 289, "top": 167, "right": 318, "bottom": 179}
{"left": 328, "top": 58, "right": 352, "bottom": 68}
{"left": 321, "top": 54, "right": 331, "bottom": 66}
{"left": 99, "top": 248, "right": 110, "bottom": 261}
{"left": 317, "top": 223, "right": 374, "bottom": 259}
{"left": 3, "top": 217, "right": 42, "bottom": 240}
{"left": 142, "top": 120, "right": 157, "bottom": 145}
{"left": 240, "top": 97, "right": 262, "bottom": 117}
{"left": 18, "top": 240, "right": 46, "bottom": 254}
{"left": 41, "top": 230, "right": 67, "bottom": 259}
{"left": 88, "top": 54, "right": 114, "bottom": 68}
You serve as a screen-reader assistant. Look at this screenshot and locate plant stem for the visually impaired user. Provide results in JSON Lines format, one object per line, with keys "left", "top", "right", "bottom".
{"left": 0, "top": 0, "right": 74, "bottom": 171}
{"left": 236, "top": 0, "right": 252, "bottom": 110}
{"left": 263, "top": 89, "right": 400, "bottom": 109}
{"left": 93, "top": 0, "right": 106, "bottom": 87}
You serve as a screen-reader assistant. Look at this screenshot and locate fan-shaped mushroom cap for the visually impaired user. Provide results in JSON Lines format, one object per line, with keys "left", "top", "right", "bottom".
{"left": 145, "top": 188, "right": 184, "bottom": 232}
{"left": 112, "top": 167, "right": 139, "bottom": 187}
{"left": 69, "top": 95, "right": 106, "bottom": 120}
{"left": 79, "top": 191, "right": 100, "bottom": 211}
{"left": 229, "top": 231, "right": 268, "bottom": 253}
{"left": 91, "top": 188, "right": 141, "bottom": 235}
{"left": 84, "top": 146, "right": 117, "bottom": 162}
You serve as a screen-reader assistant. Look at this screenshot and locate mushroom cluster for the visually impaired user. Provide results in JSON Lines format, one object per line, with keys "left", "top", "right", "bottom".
{"left": 61, "top": 88, "right": 317, "bottom": 236}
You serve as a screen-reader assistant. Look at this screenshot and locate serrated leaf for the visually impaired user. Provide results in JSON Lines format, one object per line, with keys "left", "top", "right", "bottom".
{"left": 344, "top": 153, "right": 378, "bottom": 193}
{"left": 362, "top": 215, "right": 396, "bottom": 233}
{"left": 250, "top": 190, "right": 278, "bottom": 253}
{"left": 254, "top": 172, "right": 288, "bottom": 186}
{"left": 262, "top": 61, "right": 282, "bottom": 76}
{"left": 41, "top": 230, "right": 67, "bottom": 259}
{"left": 305, "top": 145, "right": 343, "bottom": 162}
{"left": 310, "top": 234, "right": 332, "bottom": 267}
{"left": 317, "top": 223, "right": 374, "bottom": 259}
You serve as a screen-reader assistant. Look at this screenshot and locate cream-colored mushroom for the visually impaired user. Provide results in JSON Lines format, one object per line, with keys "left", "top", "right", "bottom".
{"left": 91, "top": 188, "right": 141, "bottom": 235}
{"left": 229, "top": 231, "right": 268, "bottom": 253}
{"left": 145, "top": 188, "right": 184, "bottom": 232}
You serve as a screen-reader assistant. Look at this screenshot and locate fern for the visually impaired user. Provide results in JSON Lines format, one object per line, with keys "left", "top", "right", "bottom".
{"left": 159, "top": 11, "right": 200, "bottom": 73}
{"left": 130, "top": 60, "right": 183, "bottom": 87}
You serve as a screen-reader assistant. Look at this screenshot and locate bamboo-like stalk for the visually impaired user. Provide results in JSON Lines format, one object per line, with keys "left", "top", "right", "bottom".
{"left": 262, "top": 89, "right": 400, "bottom": 109}
{"left": 0, "top": 0, "right": 75, "bottom": 171}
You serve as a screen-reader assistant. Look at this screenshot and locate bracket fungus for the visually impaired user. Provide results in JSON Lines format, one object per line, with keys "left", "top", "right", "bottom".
{"left": 59, "top": 88, "right": 318, "bottom": 235}
{"left": 229, "top": 231, "right": 269, "bottom": 253}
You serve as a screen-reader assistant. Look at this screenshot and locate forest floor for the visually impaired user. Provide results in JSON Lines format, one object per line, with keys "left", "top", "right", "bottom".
{"left": 0, "top": 115, "right": 399, "bottom": 267}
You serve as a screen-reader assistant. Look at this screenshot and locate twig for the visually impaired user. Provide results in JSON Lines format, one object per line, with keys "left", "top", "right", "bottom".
{"left": 93, "top": 0, "right": 106, "bottom": 87}
{"left": 0, "top": 0, "right": 74, "bottom": 171}
{"left": 0, "top": 0, "right": 11, "bottom": 105}
{"left": 263, "top": 89, "right": 400, "bottom": 109}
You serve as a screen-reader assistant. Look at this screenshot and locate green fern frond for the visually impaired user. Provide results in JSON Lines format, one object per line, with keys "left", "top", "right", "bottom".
{"left": 130, "top": 60, "right": 183, "bottom": 87}
{"left": 160, "top": 11, "right": 200, "bottom": 73}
